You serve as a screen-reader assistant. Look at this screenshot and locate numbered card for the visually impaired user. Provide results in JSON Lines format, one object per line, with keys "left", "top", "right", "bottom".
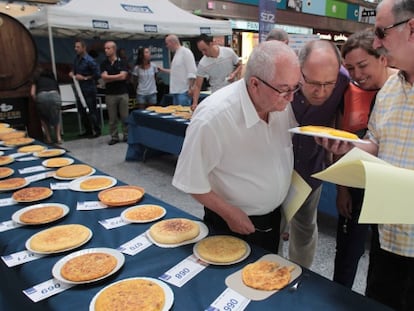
{"left": 9, "top": 152, "right": 27, "bottom": 159}
{"left": 1, "top": 250, "right": 46, "bottom": 267}
{"left": 50, "top": 182, "right": 70, "bottom": 190}
{"left": 0, "top": 220, "right": 23, "bottom": 232}
{"left": 159, "top": 254, "right": 208, "bottom": 287}
{"left": 18, "top": 165, "right": 49, "bottom": 174}
{"left": 16, "top": 156, "right": 38, "bottom": 162}
{"left": 23, "top": 278, "right": 75, "bottom": 302}
{"left": 118, "top": 233, "right": 153, "bottom": 256}
{"left": 25, "top": 172, "right": 49, "bottom": 183}
{"left": 99, "top": 216, "right": 128, "bottom": 229}
{"left": 77, "top": 201, "right": 107, "bottom": 210}
{"left": 206, "top": 288, "right": 250, "bottom": 311}
{"left": 0, "top": 197, "right": 16, "bottom": 207}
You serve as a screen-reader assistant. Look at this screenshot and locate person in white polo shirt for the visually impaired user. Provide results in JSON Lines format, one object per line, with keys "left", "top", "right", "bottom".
{"left": 164, "top": 34, "right": 197, "bottom": 106}
{"left": 191, "top": 34, "right": 241, "bottom": 110}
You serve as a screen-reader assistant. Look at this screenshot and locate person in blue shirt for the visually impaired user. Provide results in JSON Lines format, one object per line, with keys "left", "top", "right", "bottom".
{"left": 69, "top": 39, "right": 101, "bottom": 138}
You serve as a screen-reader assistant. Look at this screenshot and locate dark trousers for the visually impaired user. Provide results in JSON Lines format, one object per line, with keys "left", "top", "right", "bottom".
{"left": 333, "top": 188, "right": 370, "bottom": 288}
{"left": 366, "top": 226, "right": 414, "bottom": 311}
{"left": 77, "top": 92, "right": 100, "bottom": 134}
{"left": 203, "top": 207, "right": 281, "bottom": 254}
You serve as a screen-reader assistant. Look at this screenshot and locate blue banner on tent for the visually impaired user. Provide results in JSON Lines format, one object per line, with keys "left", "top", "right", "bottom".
{"left": 258, "top": 0, "right": 277, "bottom": 42}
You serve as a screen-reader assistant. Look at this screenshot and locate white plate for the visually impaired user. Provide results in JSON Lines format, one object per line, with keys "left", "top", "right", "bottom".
{"left": 146, "top": 221, "right": 209, "bottom": 248}
{"left": 89, "top": 277, "right": 174, "bottom": 311}
{"left": 42, "top": 157, "right": 74, "bottom": 168}
{"left": 120, "top": 204, "right": 166, "bottom": 223}
{"left": 193, "top": 239, "right": 251, "bottom": 266}
{"left": 288, "top": 127, "right": 370, "bottom": 144}
{"left": 11, "top": 203, "right": 69, "bottom": 225}
{"left": 0, "top": 151, "right": 3, "bottom": 156}
{"left": 225, "top": 254, "right": 302, "bottom": 301}
{"left": 69, "top": 175, "right": 117, "bottom": 192}
{"left": 53, "top": 168, "right": 96, "bottom": 180}
{"left": 0, "top": 178, "right": 29, "bottom": 192}
{"left": 25, "top": 227, "right": 93, "bottom": 255}
{"left": 52, "top": 247, "right": 125, "bottom": 285}
{"left": 34, "top": 149, "right": 66, "bottom": 158}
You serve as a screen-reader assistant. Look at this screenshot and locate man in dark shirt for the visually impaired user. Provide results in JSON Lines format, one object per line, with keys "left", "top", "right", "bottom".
{"left": 69, "top": 39, "right": 101, "bottom": 138}
{"left": 100, "top": 41, "right": 129, "bottom": 145}
{"left": 289, "top": 40, "right": 349, "bottom": 268}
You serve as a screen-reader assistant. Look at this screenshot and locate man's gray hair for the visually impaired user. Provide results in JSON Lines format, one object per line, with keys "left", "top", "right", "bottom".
{"left": 166, "top": 34, "right": 180, "bottom": 45}
{"left": 266, "top": 28, "right": 289, "bottom": 42}
{"left": 298, "top": 40, "right": 341, "bottom": 69}
{"left": 388, "top": 0, "right": 414, "bottom": 20}
{"left": 244, "top": 41, "right": 298, "bottom": 82}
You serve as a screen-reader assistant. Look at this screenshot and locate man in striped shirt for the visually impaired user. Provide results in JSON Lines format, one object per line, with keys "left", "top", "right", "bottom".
{"left": 318, "top": 1, "right": 414, "bottom": 310}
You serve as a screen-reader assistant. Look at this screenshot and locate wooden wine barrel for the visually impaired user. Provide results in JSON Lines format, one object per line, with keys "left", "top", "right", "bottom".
{"left": 0, "top": 12, "right": 41, "bottom": 138}
{"left": 0, "top": 12, "right": 37, "bottom": 91}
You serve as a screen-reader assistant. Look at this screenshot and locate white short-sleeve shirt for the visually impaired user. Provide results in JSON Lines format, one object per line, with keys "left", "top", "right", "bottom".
{"left": 170, "top": 46, "right": 197, "bottom": 94}
{"left": 172, "top": 79, "right": 297, "bottom": 215}
{"left": 197, "top": 46, "right": 240, "bottom": 92}
{"left": 132, "top": 63, "right": 158, "bottom": 95}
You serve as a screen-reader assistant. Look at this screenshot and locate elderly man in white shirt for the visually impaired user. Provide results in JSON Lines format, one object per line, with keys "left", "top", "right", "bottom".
{"left": 165, "top": 34, "right": 197, "bottom": 106}
{"left": 172, "top": 41, "right": 301, "bottom": 253}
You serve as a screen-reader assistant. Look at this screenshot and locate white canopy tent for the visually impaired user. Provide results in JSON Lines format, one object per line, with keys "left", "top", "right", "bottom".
{"left": 17, "top": 0, "right": 232, "bottom": 75}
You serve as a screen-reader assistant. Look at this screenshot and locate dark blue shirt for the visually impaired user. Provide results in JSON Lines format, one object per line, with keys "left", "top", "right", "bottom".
{"left": 73, "top": 53, "right": 100, "bottom": 95}
{"left": 100, "top": 58, "right": 129, "bottom": 95}
{"left": 292, "top": 69, "right": 350, "bottom": 190}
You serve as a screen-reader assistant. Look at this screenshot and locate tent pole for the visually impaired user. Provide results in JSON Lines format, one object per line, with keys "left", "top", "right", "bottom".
{"left": 48, "top": 24, "right": 57, "bottom": 79}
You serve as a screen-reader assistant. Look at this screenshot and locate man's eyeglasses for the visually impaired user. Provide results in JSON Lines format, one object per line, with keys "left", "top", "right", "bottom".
{"left": 255, "top": 76, "right": 301, "bottom": 97}
{"left": 301, "top": 69, "right": 337, "bottom": 89}
{"left": 374, "top": 19, "right": 410, "bottom": 39}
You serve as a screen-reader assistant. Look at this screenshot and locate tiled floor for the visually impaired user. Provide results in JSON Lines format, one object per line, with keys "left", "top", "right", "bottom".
{"left": 61, "top": 135, "right": 369, "bottom": 295}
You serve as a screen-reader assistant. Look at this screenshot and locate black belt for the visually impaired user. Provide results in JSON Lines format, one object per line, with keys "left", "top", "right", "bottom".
{"left": 204, "top": 206, "right": 281, "bottom": 233}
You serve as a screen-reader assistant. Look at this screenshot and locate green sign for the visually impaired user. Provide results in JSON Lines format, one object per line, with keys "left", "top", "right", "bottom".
{"left": 326, "top": 0, "right": 348, "bottom": 20}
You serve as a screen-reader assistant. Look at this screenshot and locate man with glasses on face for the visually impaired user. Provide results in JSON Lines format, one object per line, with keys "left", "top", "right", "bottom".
{"left": 318, "top": 1, "right": 414, "bottom": 309}
{"left": 172, "top": 41, "right": 300, "bottom": 253}
{"left": 288, "top": 40, "right": 350, "bottom": 268}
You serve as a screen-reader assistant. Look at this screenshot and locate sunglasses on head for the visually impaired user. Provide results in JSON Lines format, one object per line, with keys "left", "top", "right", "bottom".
{"left": 374, "top": 19, "right": 410, "bottom": 39}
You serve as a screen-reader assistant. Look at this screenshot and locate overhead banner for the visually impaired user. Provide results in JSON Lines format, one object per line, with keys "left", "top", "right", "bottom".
{"left": 258, "top": 0, "right": 276, "bottom": 42}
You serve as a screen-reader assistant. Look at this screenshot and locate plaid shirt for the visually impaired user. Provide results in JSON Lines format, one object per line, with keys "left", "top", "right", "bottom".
{"left": 367, "top": 71, "right": 414, "bottom": 257}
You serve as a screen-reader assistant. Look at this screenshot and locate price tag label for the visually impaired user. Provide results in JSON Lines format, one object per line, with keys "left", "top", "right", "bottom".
{"left": 99, "top": 216, "right": 128, "bottom": 229}
{"left": 118, "top": 233, "right": 152, "bottom": 256}
{"left": 77, "top": 201, "right": 107, "bottom": 210}
{"left": 50, "top": 182, "right": 69, "bottom": 190}
{"left": 23, "top": 278, "right": 75, "bottom": 302}
{"left": 19, "top": 165, "right": 48, "bottom": 174}
{"left": 16, "top": 156, "right": 38, "bottom": 162}
{"left": 25, "top": 173, "right": 48, "bottom": 183}
{"left": 0, "top": 220, "right": 22, "bottom": 232}
{"left": 159, "top": 254, "right": 208, "bottom": 287}
{"left": 9, "top": 152, "right": 27, "bottom": 159}
{"left": 0, "top": 197, "right": 16, "bottom": 207}
{"left": 1, "top": 250, "right": 46, "bottom": 267}
{"left": 206, "top": 288, "right": 250, "bottom": 311}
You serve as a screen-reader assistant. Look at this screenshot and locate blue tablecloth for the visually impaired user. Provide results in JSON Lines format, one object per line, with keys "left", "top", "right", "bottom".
{"left": 0, "top": 142, "right": 392, "bottom": 310}
{"left": 125, "top": 110, "right": 189, "bottom": 161}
